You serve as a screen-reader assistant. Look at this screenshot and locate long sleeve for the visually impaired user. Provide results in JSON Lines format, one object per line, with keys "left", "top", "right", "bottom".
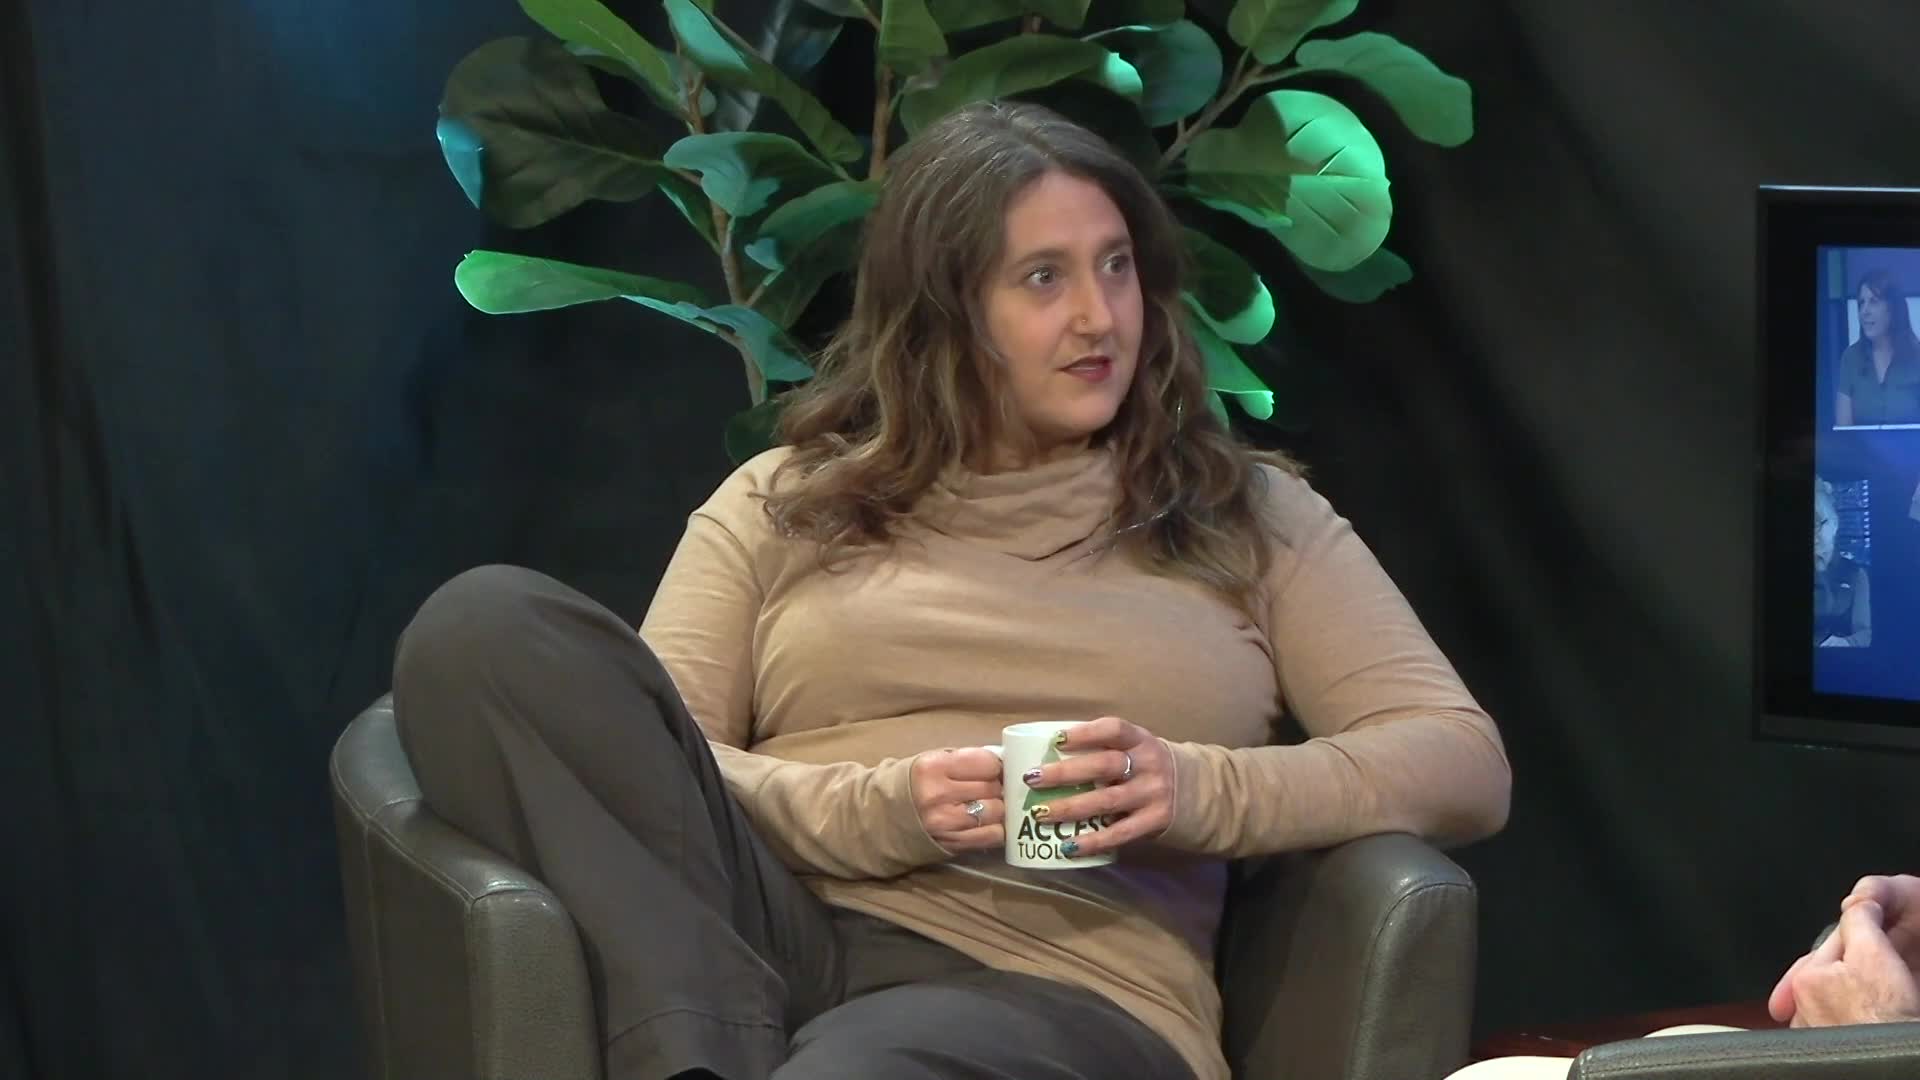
{"left": 638, "top": 456, "right": 947, "bottom": 880}
{"left": 1157, "top": 469, "right": 1511, "bottom": 859}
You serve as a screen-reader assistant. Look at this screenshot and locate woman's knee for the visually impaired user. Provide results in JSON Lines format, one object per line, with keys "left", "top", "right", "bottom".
{"left": 394, "top": 564, "right": 557, "bottom": 700}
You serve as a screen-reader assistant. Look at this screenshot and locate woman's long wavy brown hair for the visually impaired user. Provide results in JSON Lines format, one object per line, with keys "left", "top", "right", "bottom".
{"left": 763, "top": 100, "right": 1298, "bottom": 607}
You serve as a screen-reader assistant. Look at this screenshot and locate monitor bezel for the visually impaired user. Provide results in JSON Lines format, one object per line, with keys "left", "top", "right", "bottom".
{"left": 1754, "top": 184, "right": 1920, "bottom": 753}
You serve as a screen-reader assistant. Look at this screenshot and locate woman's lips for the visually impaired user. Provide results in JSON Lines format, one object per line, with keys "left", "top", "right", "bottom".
{"left": 1063, "top": 356, "right": 1112, "bottom": 381}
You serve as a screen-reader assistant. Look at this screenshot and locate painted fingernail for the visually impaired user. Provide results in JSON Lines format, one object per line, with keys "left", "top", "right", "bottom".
{"left": 1052, "top": 732, "right": 1069, "bottom": 748}
{"left": 1061, "top": 840, "right": 1080, "bottom": 856}
{"left": 1031, "top": 805, "right": 1052, "bottom": 821}
{"left": 1022, "top": 767, "right": 1043, "bottom": 784}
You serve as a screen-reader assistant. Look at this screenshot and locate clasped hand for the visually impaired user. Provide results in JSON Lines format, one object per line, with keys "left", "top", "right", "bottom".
{"left": 910, "top": 716, "right": 1175, "bottom": 859}
{"left": 1769, "top": 874, "right": 1920, "bottom": 1028}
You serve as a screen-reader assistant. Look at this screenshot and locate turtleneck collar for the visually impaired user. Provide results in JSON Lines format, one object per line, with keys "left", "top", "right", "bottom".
{"left": 913, "top": 447, "right": 1119, "bottom": 560}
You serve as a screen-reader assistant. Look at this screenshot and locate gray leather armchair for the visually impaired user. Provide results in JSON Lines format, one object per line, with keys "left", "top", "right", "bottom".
{"left": 1562, "top": 919, "right": 1920, "bottom": 1078}
{"left": 1566, "top": 1022, "right": 1920, "bottom": 1079}
{"left": 331, "top": 696, "right": 1481, "bottom": 1080}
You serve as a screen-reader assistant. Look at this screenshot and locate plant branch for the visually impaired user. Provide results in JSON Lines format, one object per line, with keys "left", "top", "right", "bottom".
{"left": 683, "top": 68, "right": 742, "bottom": 299}
{"left": 1246, "top": 66, "right": 1307, "bottom": 89}
{"left": 870, "top": 64, "right": 896, "bottom": 180}
{"left": 733, "top": 333, "right": 767, "bottom": 405}
{"left": 1157, "top": 50, "right": 1262, "bottom": 173}
{"left": 714, "top": 208, "right": 744, "bottom": 306}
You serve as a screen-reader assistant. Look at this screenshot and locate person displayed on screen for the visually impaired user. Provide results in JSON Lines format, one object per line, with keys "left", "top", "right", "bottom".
{"left": 388, "top": 101, "right": 1513, "bottom": 1080}
{"left": 1815, "top": 477, "right": 1872, "bottom": 648}
{"left": 1835, "top": 269, "right": 1920, "bottom": 426}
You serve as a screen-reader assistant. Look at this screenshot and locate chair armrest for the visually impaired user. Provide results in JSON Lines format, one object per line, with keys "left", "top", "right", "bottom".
{"left": 1218, "top": 832, "right": 1478, "bottom": 1080}
{"left": 331, "top": 698, "right": 600, "bottom": 1080}
{"left": 1568, "top": 1022, "right": 1920, "bottom": 1079}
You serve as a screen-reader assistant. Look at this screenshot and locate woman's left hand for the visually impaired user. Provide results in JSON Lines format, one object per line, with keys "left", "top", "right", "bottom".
{"left": 1025, "top": 716, "right": 1175, "bottom": 859}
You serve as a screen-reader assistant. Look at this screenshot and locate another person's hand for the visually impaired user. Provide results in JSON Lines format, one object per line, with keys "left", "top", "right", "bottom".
{"left": 1768, "top": 899, "right": 1920, "bottom": 1027}
{"left": 911, "top": 747, "right": 1005, "bottom": 854}
{"left": 1020, "top": 715, "right": 1174, "bottom": 859}
{"left": 1843, "top": 875, "right": 1920, "bottom": 969}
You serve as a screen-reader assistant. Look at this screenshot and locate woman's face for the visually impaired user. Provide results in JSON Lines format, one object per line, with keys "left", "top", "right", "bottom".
{"left": 1859, "top": 285, "right": 1890, "bottom": 342}
{"left": 980, "top": 170, "right": 1143, "bottom": 464}
{"left": 1815, "top": 499, "right": 1838, "bottom": 571}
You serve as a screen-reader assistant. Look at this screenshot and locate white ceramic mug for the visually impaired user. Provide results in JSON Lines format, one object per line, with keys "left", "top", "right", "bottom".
{"left": 984, "top": 721, "right": 1117, "bottom": 869}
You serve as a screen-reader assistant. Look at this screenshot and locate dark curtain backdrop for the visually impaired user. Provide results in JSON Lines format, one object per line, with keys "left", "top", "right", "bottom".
{"left": 5, "top": 1, "right": 1918, "bottom": 1077}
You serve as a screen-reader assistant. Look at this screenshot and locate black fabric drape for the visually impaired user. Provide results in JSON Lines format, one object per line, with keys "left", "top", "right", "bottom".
{"left": 4, "top": 2, "right": 1918, "bottom": 1078}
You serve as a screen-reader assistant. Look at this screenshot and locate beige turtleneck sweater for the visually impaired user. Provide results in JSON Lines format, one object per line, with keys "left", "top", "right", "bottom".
{"left": 638, "top": 446, "right": 1510, "bottom": 1080}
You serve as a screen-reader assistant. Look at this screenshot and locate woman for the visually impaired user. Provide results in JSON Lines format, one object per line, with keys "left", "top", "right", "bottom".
{"left": 1836, "top": 269, "right": 1920, "bottom": 426}
{"left": 1814, "top": 476, "right": 1871, "bottom": 648}
{"left": 392, "top": 101, "right": 1512, "bottom": 1080}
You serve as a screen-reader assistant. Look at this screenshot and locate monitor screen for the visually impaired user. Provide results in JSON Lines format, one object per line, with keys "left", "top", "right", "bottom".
{"left": 1757, "top": 189, "right": 1920, "bottom": 751}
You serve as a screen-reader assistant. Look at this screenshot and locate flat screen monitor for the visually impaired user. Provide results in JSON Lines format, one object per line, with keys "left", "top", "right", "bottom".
{"left": 1757, "top": 185, "right": 1920, "bottom": 753}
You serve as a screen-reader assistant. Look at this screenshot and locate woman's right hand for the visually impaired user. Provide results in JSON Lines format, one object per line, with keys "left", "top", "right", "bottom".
{"left": 910, "top": 747, "right": 1004, "bottom": 853}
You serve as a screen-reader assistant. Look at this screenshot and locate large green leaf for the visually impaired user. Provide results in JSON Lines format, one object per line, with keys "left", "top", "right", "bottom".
{"left": 744, "top": 179, "right": 876, "bottom": 327}
{"left": 518, "top": 0, "right": 681, "bottom": 114}
{"left": 568, "top": 45, "right": 718, "bottom": 116}
{"left": 453, "top": 252, "right": 812, "bottom": 382}
{"left": 658, "top": 171, "right": 719, "bottom": 248}
{"left": 1164, "top": 186, "right": 1291, "bottom": 234}
{"left": 436, "top": 116, "right": 486, "bottom": 211}
{"left": 1293, "top": 32, "right": 1473, "bottom": 146}
{"left": 700, "top": 304, "right": 817, "bottom": 381}
{"left": 880, "top": 0, "right": 947, "bottom": 76}
{"left": 1188, "top": 310, "right": 1276, "bottom": 420}
{"left": 1299, "top": 245, "right": 1412, "bottom": 302}
{"left": 709, "top": 0, "right": 847, "bottom": 133}
{"left": 1185, "top": 89, "right": 1391, "bottom": 271}
{"left": 1225, "top": 0, "right": 1357, "bottom": 65}
{"left": 664, "top": 0, "right": 863, "bottom": 164}
{"left": 662, "top": 132, "right": 840, "bottom": 218}
{"left": 454, "top": 250, "right": 712, "bottom": 313}
{"left": 929, "top": 0, "right": 1090, "bottom": 31}
{"left": 1181, "top": 228, "right": 1275, "bottom": 344}
{"left": 1089, "top": 20, "right": 1221, "bottom": 127}
{"left": 745, "top": 179, "right": 878, "bottom": 269}
{"left": 773, "top": 1, "right": 847, "bottom": 76}
{"left": 899, "top": 35, "right": 1141, "bottom": 133}
{"left": 441, "top": 37, "right": 671, "bottom": 228}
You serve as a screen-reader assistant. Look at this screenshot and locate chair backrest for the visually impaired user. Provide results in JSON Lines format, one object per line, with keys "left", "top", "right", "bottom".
{"left": 330, "top": 698, "right": 601, "bottom": 1080}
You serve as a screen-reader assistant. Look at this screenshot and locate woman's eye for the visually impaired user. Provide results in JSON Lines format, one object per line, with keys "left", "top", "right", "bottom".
{"left": 1026, "top": 267, "right": 1057, "bottom": 287}
{"left": 1105, "top": 252, "right": 1133, "bottom": 274}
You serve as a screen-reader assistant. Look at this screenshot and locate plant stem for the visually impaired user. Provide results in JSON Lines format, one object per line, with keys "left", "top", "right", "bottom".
{"left": 1158, "top": 50, "right": 1261, "bottom": 173}
{"left": 1245, "top": 66, "right": 1306, "bottom": 89}
{"left": 870, "top": 65, "right": 896, "bottom": 180}
{"left": 715, "top": 214, "right": 744, "bottom": 307}
{"left": 739, "top": 337, "right": 766, "bottom": 405}
{"left": 681, "top": 68, "right": 745, "bottom": 306}
{"left": 678, "top": 3, "right": 763, "bottom": 406}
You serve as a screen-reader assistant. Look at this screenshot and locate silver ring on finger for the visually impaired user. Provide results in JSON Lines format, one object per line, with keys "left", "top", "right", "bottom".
{"left": 965, "top": 799, "right": 987, "bottom": 825}
{"left": 1120, "top": 751, "right": 1134, "bottom": 782}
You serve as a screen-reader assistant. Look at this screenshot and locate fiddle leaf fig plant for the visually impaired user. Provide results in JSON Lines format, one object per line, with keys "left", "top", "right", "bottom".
{"left": 438, "top": 0, "right": 1472, "bottom": 459}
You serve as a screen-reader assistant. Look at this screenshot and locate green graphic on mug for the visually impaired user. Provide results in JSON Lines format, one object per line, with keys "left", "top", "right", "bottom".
{"left": 1022, "top": 743, "right": 1094, "bottom": 812}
